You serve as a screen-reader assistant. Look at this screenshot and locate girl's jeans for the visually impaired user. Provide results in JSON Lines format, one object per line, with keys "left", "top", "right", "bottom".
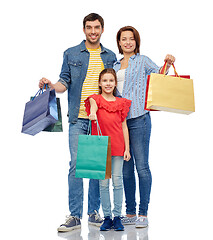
{"left": 99, "top": 156, "right": 124, "bottom": 218}
{"left": 68, "top": 119, "right": 100, "bottom": 218}
{"left": 123, "top": 113, "right": 152, "bottom": 216}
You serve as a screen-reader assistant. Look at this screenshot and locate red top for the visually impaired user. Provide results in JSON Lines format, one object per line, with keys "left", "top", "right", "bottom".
{"left": 85, "top": 94, "right": 131, "bottom": 156}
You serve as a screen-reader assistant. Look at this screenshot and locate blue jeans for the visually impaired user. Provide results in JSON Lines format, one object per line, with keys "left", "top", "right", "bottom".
{"left": 68, "top": 118, "right": 100, "bottom": 218}
{"left": 123, "top": 113, "right": 152, "bottom": 216}
{"left": 99, "top": 156, "right": 124, "bottom": 218}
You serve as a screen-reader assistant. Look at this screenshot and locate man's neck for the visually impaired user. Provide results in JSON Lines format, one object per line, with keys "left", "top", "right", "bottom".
{"left": 85, "top": 40, "right": 101, "bottom": 49}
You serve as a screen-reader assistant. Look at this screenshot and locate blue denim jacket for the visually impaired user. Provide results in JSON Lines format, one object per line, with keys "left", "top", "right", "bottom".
{"left": 58, "top": 40, "right": 117, "bottom": 123}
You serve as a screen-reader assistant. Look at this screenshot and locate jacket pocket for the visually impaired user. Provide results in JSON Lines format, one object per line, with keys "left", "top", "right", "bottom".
{"left": 69, "top": 60, "right": 82, "bottom": 79}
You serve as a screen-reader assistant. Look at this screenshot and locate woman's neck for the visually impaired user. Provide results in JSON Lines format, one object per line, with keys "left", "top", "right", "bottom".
{"left": 120, "top": 52, "right": 135, "bottom": 69}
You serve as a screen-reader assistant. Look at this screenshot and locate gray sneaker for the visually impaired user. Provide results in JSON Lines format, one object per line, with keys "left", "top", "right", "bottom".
{"left": 121, "top": 215, "right": 137, "bottom": 225}
{"left": 88, "top": 210, "right": 103, "bottom": 227}
{"left": 135, "top": 216, "right": 148, "bottom": 228}
{"left": 57, "top": 216, "right": 81, "bottom": 232}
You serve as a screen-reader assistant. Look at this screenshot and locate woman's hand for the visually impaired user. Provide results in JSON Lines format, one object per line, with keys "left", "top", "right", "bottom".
{"left": 164, "top": 54, "right": 176, "bottom": 66}
{"left": 124, "top": 150, "right": 131, "bottom": 161}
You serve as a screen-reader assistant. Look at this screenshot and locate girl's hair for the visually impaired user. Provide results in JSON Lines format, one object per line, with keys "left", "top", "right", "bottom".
{"left": 116, "top": 26, "right": 141, "bottom": 54}
{"left": 99, "top": 68, "right": 117, "bottom": 96}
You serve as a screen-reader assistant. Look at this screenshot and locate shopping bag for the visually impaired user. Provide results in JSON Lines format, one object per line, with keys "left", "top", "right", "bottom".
{"left": 145, "top": 62, "right": 195, "bottom": 114}
{"left": 21, "top": 85, "right": 58, "bottom": 136}
{"left": 43, "top": 97, "right": 63, "bottom": 132}
{"left": 75, "top": 120, "right": 112, "bottom": 180}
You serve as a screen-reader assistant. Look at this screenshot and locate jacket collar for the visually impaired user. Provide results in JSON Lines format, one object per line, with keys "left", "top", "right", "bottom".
{"left": 115, "top": 53, "right": 139, "bottom": 65}
{"left": 80, "top": 40, "right": 108, "bottom": 53}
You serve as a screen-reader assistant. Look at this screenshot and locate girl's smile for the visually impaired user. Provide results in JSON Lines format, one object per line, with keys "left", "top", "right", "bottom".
{"left": 99, "top": 73, "right": 116, "bottom": 95}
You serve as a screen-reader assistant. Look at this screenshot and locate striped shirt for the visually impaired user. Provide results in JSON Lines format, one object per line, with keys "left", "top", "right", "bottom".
{"left": 78, "top": 47, "right": 104, "bottom": 118}
{"left": 113, "top": 54, "right": 160, "bottom": 120}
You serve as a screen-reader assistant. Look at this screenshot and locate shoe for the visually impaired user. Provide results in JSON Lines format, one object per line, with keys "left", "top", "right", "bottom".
{"left": 113, "top": 216, "right": 124, "bottom": 231}
{"left": 57, "top": 216, "right": 81, "bottom": 232}
{"left": 100, "top": 217, "right": 113, "bottom": 231}
{"left": 121, "top": 215, "right": 137, "bottom": 225}
{"left": 88, "top": 210, "right": 103, "bottom": 227}
{"left": 135, "top": 216, "right": 148, "bottom": 228}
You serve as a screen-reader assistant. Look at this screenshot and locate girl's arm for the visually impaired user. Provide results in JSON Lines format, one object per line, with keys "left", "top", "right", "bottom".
{"left": 122, "top": 119, "right": 131, "bottom": 161}
{"left": 89, "top": 98, "right": 98, "bottom": 121}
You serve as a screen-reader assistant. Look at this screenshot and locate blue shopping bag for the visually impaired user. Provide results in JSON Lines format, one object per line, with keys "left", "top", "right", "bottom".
{"left": 21, "top": 85, "right": 58, "bottom": 136}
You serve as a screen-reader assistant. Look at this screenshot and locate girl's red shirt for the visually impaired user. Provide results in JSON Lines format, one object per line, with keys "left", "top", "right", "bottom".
{"left": 85, "top": 94, "right": 131, "bottom": 156}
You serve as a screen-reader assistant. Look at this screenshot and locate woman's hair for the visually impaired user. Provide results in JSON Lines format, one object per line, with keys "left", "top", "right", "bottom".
{"left": 116, "top": 26, "right": 140, "bottom": 54}
{"left": 83, "top": 13, "right": 104, "bottom": 29}
{"left": 98, "top": 68, "right": 117, "bottom": 96}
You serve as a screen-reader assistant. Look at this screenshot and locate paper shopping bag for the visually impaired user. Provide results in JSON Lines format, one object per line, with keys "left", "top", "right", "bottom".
{"left": 21, "top": 86, "right": 58, "bottom": 136}
{"left": 75, "top": 121, "right": 111, "bottom": 180}
{"left": 43, "top": 98, "right": 63, "bottom": 132}
{"left": 145, "top": 63, "right": 195, "bottom": 114}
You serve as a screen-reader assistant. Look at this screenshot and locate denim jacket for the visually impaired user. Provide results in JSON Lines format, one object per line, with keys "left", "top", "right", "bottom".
{"left": 58, "top": 40, "right": 117, "bottom": 123}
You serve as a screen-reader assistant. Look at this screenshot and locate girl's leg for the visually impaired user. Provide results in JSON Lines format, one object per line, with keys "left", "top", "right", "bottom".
{"left": 111, "top": 156, "right": 124, "bottom": 217}
{"left": 99, "top": 178, "right": 112, "bottom": 218}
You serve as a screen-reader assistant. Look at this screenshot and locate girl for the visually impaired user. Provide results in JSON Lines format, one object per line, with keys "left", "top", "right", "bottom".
{"left": 114, "top": 26, "right": 175, "bottom": 228}
{"left": 85, "top": 68, "right": 131, "bottom": 231}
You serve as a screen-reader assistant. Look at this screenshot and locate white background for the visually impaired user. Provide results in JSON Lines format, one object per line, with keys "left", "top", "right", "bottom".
{"left": 1, "top": 0, "right": 213, "bottom": 239}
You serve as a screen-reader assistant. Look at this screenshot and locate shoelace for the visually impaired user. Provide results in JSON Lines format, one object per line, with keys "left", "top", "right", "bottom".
{"left": 64, "top": 215, "right": 76, "bottom": 225}
{"left": 136, "top": 217, "right": 146, "bottom": 222}
{"left": 91, "top": 210, "right": 102, "bottom": 221}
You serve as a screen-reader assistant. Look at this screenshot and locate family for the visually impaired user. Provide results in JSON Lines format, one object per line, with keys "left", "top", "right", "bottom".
{"left": 39, "top": 13, "right": 175, "bottom": 232}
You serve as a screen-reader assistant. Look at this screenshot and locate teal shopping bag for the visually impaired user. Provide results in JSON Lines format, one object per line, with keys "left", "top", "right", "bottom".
{"left": 75, "top": 121, "right": 111, "bottom": 180}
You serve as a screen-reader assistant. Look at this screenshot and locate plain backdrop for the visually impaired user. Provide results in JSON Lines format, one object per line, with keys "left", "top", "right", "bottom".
{"left": 1, "top": 0, "right": 213, "bottom": 239}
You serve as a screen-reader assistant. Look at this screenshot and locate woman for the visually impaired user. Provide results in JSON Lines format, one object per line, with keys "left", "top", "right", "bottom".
{"left": 113, "top": 26, "right": 175, "bottom": 228}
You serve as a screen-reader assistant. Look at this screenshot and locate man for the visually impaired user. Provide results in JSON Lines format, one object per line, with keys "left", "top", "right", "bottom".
{"left": 39, "top": 13, "right": 117, "bottom": 232}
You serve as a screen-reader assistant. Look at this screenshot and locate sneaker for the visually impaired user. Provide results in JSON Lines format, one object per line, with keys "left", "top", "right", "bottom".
{"left": 121, "top": 215, "right": 137, "bottom": 225}
{"left": 88, "top": 210, "right": 103, "bottom": 227}
{"left": 57, "top": 216, "right": 81, "bottom": 232}
{"left": 135, "top": 216, "right": 148, "bottom": 228}
{"left": 100, "top": 217, "right": 113, "bottom": 231}
{"left": 113, "top": 216, "right": 124, "bottom": 231}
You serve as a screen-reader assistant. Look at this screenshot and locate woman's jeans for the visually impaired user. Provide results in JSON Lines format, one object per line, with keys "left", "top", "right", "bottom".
{"left": 123, "top": 113, "right": 152, "bottom": 216}
{"left": 68, "top": 119, "right": 100, "bottom": 219}
{"left": 99, "top": 156, "right": 124, "bottom": 218}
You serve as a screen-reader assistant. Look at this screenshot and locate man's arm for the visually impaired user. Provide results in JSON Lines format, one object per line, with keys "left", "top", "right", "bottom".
{"left": 39, "top": 77, "right": 67, "bottom": 93}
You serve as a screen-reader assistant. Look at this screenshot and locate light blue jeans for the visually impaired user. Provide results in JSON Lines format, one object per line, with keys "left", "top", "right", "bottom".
{"left": 68, "top": 119, "right": 100, "bottom": 218}
{"left": 99, "top": 156, "right": 124, "bottom": 218}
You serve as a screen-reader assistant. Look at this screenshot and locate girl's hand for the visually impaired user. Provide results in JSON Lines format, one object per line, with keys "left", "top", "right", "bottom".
{"left": 124, "top": 150, "right": 131, "bottom": 161}
{"left": 89, "top": 113, "right": 97, "bottom": 121}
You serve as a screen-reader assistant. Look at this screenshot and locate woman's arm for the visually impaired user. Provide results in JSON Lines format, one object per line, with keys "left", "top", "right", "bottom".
{"left": 122, "top": 119, "right": 131, "bottom": 161}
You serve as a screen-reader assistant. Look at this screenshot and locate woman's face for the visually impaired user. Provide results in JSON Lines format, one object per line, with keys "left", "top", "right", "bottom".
{"left": 119, "top": 30, "right": 136, "bottom": 55}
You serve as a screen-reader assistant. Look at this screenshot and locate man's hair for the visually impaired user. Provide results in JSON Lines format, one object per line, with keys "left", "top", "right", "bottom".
{"left": 83, "top": 13, "right": 104, "bottom": 29}
{"left": 116, "top": 26, "right": 141, "bottom": 54}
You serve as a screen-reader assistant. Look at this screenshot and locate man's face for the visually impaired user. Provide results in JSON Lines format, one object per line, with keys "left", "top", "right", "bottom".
{"left": 83, "top": 19, "right": 104, "bottom": 45}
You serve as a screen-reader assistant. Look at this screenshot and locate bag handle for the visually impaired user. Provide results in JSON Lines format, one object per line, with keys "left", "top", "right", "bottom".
{"left": 160, "top": 62, "right": 181, "bottom": 78}
{"left": 32, "top": 84, "right": 48, "bottom": 101}
{"left": 87, "top": 119, "right": 102, "bottom": 136}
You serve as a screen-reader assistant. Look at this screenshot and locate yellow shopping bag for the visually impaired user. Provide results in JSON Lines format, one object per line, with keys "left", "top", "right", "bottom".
{"left": 145, "top": 62, "right": 195, "bottom": 114}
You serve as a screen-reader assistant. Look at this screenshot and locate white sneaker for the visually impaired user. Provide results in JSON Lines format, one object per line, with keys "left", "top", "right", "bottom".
{"left": 121, "top": 215, "right": 137, "bottom": 225}
{"left": 135, "top": 216, "right": 148, "bottom": 228}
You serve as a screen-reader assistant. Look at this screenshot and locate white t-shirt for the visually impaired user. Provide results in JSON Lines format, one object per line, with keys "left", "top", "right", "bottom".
{"left": 116, "top": 69, "right": 126, "bottom": 94}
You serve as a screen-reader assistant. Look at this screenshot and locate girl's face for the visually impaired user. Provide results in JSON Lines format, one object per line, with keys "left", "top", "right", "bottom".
{"left": 99, "top": 73, "right": 116, "bottom": 95}
{"left": 119, "top": 30, "right": 136, "bottom": 54}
